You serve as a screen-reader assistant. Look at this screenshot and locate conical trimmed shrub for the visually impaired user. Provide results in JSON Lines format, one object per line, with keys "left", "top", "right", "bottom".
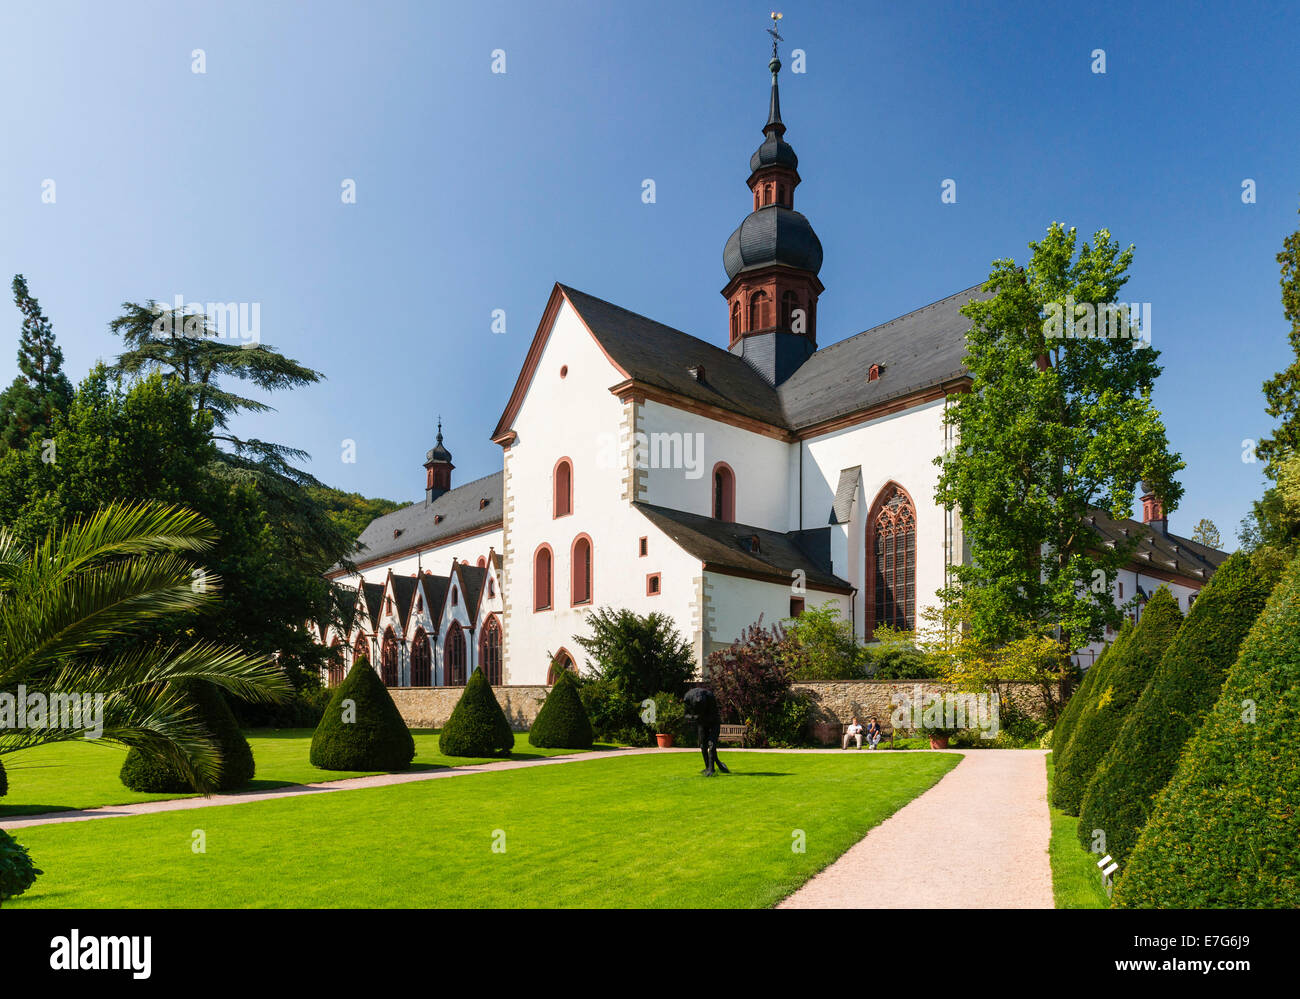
{"left": 1050, "top": 619, "right": 1130, "bottom": 786}
{"left": 439, "top": 668, "right": 514, "bottom": 758}
{"left": 120, "top": 680, "right": 256, "bottom": 793}
{"left": 528, "top": 668, "right": 594, "bottom": 749}
{"left": 120, "top": 681, "right": 254, "bottom": 790}
{"left": 1114, "top": 554, "right": 1300, "bottom": 908}
{"left": 1079, "top": 551, "right": 1281, "bottom": 863}
{"left": 310, "top": 656, "right": 415, "bottom": 771}
{"left": 1053, "top": 587, "right": 1182, "bottom": 815}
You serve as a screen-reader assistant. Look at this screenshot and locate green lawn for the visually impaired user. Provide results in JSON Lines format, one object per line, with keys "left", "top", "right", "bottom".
{"left": 0, "top": 730, "right": 613, "bottom": 816}
{"left": 1046, "top": 752, "right": 1110, "bottom": 909}
{"left": 9, "top": 751, "right": 961, "bottom": 908}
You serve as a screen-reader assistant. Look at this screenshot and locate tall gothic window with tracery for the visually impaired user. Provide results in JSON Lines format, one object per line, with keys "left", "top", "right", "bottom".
{"left": 380, "top": 628, "right": 400, "bottom": 687}
{"left": 445, "top": 623, "right": 467, "bottom": 686}
{"left": 410, "top": 628, "right": 431, "bottom": 686}
{"left": 871, "top": 486, "right": 916, "bottom": 633}
{"left": 481, "top": 617, "right": 502, "bottom": 685}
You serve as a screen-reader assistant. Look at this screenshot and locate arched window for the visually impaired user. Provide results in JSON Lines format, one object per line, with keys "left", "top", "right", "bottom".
{"left": 571, "top": 535, "right": 593, "bottom": 605}
{"left": 353, "top": 633, "right": 369, "bottom": 666}
{"left": 867, "top": 484, "right": 917, "bottom": 636}
{"left": 730, "top": 300, "right": 741, "bottom": 340}
{"left": 554, "top": 458, "right": 573, "bottom": 517}
{"left": 477, "top": 556, "right": 486, "bottom": 568}
{"left": 327, "top": 640, "right": 344, "bottom": 687}
{"left": 451, "top": 587, "right": 458, "bottom": 606}
{"left": 445, "top": 622, "right": 466, "bottom": 686}
{"left": 480, "top": 616, "right": 502, "bottom": 685}
{"left": 410, "top": 628, "right": 431, "bottom": 686}
{"left": 380, "top": 628, "right": 400, "bottom": 687}
{"left": 534, "top": 545, "right": 553, "bottom": 611}
{"left": 748, "top": 290, "right": 770, "bottom": 331}
{"left": 781, "top": 290, "right": 799, "bottom": 330}
{"left": 547, "top": 649, "right": 575, "bottom": 685}
{"left": 712, "top": 462, "right": 735, "bottom": 522}
{"left": 764, "top": 182, "right": 773, "bottom": 205}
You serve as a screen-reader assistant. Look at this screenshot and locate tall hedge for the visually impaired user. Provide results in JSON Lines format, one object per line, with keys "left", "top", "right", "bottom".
{"left": 120, "top": 680, "right": 256, "bottom": 793}
{"left": 1053, "top": 587, "right": 1182, "bottom": 815}
{"left": 1051, "top": 619, "right": 1130, "bottom": 770}
{"left": 528, "top": 669, "right": 594, "bottom": 749}
{"left": 310, "top": 656, "right": 415, "bottom": 771}
{"left": 1079, "top": 552, "right": 1281, "bottom": 863}
{"left": 439, "top": 668, "right": 514, "bottom": 758}
{"left": 1114, "top": 555, "right": 1300, "bottom": 908}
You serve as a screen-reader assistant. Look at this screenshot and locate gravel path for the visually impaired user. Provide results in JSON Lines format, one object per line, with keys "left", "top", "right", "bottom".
{"left": 778, "top": 749, "right": 1053, "bottom": 909}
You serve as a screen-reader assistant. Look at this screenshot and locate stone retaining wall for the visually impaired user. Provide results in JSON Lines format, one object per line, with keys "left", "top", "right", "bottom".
{"left": 389, "top": 685, "right": 549, "bottom": 730}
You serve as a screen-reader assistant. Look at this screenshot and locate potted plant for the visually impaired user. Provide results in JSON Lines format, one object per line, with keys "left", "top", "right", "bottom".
{"left": 928, "top": 724, "right": 959, "bottom": 750}
{"left": 652, "top": 691, "right": 685, "bottom": 748}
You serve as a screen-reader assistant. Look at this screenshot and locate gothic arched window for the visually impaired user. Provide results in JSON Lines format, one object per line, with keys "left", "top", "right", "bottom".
{"left": 353, "top": 633, "right": 369, "bottom": 667}
{"left": 868, "top": 484, "right": 917, "bottom": 636}
{"left": 731, "top": 300, "right": 741, "bottom": 340}
{"left": 380, "top": 628, "right": 400, "bottom": 687}
{"left": 480, "top": 616, "right": 502, "bottom": 685}
{"left": 445, "top": 622, "right": 466, "bottom": 686}
{"left": 748, "top": 291, "right": 770, "bottom": 331}
{"left": 327, "top": 640, "right": 344, "bottom": 687}
{"left": 410, "top": 628, "right": 431, "bottom": 686}
{"left": 547, "top": 649, "right": 575, "bottom": 685}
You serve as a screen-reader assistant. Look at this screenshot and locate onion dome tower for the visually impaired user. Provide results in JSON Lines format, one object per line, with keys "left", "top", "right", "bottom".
{"left": 424, "top": 418, "right": 454, "bottom": 503}
{"left": 721, "top": 13, "right": 824, "bottom": 386}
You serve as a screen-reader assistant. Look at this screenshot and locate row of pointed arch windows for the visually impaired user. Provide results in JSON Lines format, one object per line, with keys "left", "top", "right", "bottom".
{"left": 730, "top": 290, "right": 802, "bottom": 338}
{"left": 753, "top": 181, "right": 787, "bottom": 210}
{"left": 356, "top": 617, "right": 503, "bottom": 689}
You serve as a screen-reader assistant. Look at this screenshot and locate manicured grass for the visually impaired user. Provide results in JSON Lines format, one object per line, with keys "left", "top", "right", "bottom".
{"left": 0, "top": 730, "right": 613, "bottom": 816}
{"left": 1046, "top": 752, "right": 1110, "bottom": 909}
{"left": 10, "top": 751, "right": 961, "bottom": 908}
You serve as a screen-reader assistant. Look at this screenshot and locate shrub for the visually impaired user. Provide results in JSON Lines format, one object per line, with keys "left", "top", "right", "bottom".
{"left": 1114, "top": 554, "right": 1300, "bottom": 908}
{"left": 0, "top": 828, "right": 42, "bottom": 905}
{"left": 0, "top": 758, "right": 6, "bottom": 798}
{"left": 866, "top": 643, "right": 938, "bottom": 680}
{"left": 650, "top": 691, "right": 685, "bottom": 739}
{"left": 231, "top": 684, "right": 332, "bottom": 728}
{"left": 1050, "top": 619, "right": 1130, "bottom": 786}
{"left": 577, "top": 674, "right": 650, "bottom": 746}
{"left": 1080, "top": 551, "right": 1281, "bottom": 864}
{"left": 120, "top": 680, "right": 256, "bottom": 793}
{"left": 1053, "top": 588, "right": 1183, "bottom": 815}
{"left": 783, "top": 603, "right": 866, "bottom": 679}
{"left": 574, "top": 608, "right": 694, "bottom": 702}
{"left": 709, "top": 618, "right": 794, "bottom": 747}
{"left": 528, "top": 668, "right": 594, "bottom": 749}
{"left": 439, "top": 668, "right": 514, "bottom": 758}
{"left": 309, "top": 656, "right": 415, "bottom": 771}
{"left": 765, "top": 691, "right": 812, "bottom": 747}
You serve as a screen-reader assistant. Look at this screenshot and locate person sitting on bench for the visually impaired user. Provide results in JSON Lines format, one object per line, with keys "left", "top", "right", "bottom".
{"left": 842, "top": 715, "right": 864, "bottom": 749}
{"left": 865, "top": 716, "right": 883, "bottom": 750}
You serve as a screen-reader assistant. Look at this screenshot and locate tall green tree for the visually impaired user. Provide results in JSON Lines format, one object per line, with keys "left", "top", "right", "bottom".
{"left": 1256, "top": 202, "right": 1300, "bottom": 477}
{"left": 0, "top": 275, "right": 74, "bottom": 451}
{"left": 107, "top": 302, "right": 352, "bottom": 572}
{"left": 935, "top": 223, "right": 1184, "bottom": 650}
{"left": 1190, "top": 517, "right": 1221, "bottom": 549}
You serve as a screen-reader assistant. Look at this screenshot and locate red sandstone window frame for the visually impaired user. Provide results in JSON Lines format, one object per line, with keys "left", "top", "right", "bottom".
{"left": 646, "top": 572, "right": 661, "bottom": 596}
{"left": 533, "top": 543, "right": 553, "bottom": 612}
{"left": 553, "top": 457, "right": 573, "bottom": 518}
{"left": 409, "top": 628, "right": 432, "bottom": 687}
{"left": 712, "top": 462, "right": 736, "bottom": 522}
{"left": 864, "top": 481, "right": 917, "bottom": 639}
{"left": 445, "top": 622, "right": 467, "bottom": 686}
{"left": 638, "top": 536, "right": 648, "bottom": 557}
{"left": 570, "top": 533, "right": 594, "bottom": 607}
{"left": 790, "top": 596, "right": 805, "bottom": 618}
{"left": 479, "top": 614, "right": 503, "bottom": 685}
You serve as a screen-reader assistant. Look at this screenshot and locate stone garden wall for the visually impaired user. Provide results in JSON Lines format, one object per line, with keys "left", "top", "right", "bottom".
{"left": 389, "top": 685, "right": 549, "bottom": 730}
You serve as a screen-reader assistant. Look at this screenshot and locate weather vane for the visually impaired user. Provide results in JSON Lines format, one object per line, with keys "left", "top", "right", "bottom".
{"left": 767, "top": 11, "right": 783, "bottom": 58}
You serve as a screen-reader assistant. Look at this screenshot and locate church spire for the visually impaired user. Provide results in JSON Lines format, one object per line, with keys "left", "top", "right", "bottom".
{"left": 424, "top": 417, "right": 454, "bottom": 504}
{"left": 720, "top": 13, "right": 824, "bottom": 386}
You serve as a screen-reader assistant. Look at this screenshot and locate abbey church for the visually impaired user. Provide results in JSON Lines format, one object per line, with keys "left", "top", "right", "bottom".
{"left": 320, "top": 35, "right": 1226, "bottom": 689}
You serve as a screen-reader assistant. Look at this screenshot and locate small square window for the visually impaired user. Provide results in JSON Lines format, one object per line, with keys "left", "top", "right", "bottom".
{"left": 638, "top": 536, "right": 648, "bottom": 557}
{"left": 790, "top": 597, "right": 805, "bottom": 617}
{"left": 646, "top": 573, "right": 661, "bottom": 596}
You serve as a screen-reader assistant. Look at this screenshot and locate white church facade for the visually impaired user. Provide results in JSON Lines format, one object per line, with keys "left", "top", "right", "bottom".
{"left": 321, "top": 39, "right": 1225, "bottom": 689}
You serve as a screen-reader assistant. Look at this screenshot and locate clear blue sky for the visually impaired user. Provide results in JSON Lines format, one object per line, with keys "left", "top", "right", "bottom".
{"left": 2, "top": 0, "right": 1298, "bottom": 547}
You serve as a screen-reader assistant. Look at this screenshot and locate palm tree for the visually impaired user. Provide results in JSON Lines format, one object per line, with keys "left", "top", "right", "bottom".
{"left": 0, "top": 500, "right": 288, "bottom": 792}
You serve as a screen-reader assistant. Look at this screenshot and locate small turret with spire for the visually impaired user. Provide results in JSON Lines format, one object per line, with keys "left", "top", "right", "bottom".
{"left": 424, "top": 418, "right": 454, "bottom": 503}
{"left": 721, "top": 13, "right": 824, "bottom": 386}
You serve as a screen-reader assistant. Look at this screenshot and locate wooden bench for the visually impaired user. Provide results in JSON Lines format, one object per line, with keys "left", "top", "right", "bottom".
{"left": 840, "top": 721, "right": 894, "bottom": 749}
{"left": 717, "top": 723, "right": 748, "bottom": 744}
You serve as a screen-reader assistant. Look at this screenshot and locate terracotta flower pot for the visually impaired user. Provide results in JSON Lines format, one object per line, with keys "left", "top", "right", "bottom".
{"left": 656, "top": 733, "right": 675, "bottom": 748}
{"left": 929, "top": 735, "right": 950, "bottom": 750}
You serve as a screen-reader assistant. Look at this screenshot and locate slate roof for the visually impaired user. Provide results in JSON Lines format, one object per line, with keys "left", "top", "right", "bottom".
{"left": 634, "top": 502, "right": 850, "bottom": 591}
{"left": 558, "top": 283, "right": 984, "bottom": 435}
{"left": 359, "top": 582, "right": 384, "bottom": 629}
{"left": 339, "top": 472, "right": 503, "bottom": 571}
{"left": 388, "top": 573, "right": 418, "bottom": 629}
{"left": 455, "top": 564, "right": 489, "bottom": 618}
{"left": 1086, "top": 509, "right": 1229, "bottom": 584}
{"left": 417, "top": 572, "right": 451, "bottom": 628}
